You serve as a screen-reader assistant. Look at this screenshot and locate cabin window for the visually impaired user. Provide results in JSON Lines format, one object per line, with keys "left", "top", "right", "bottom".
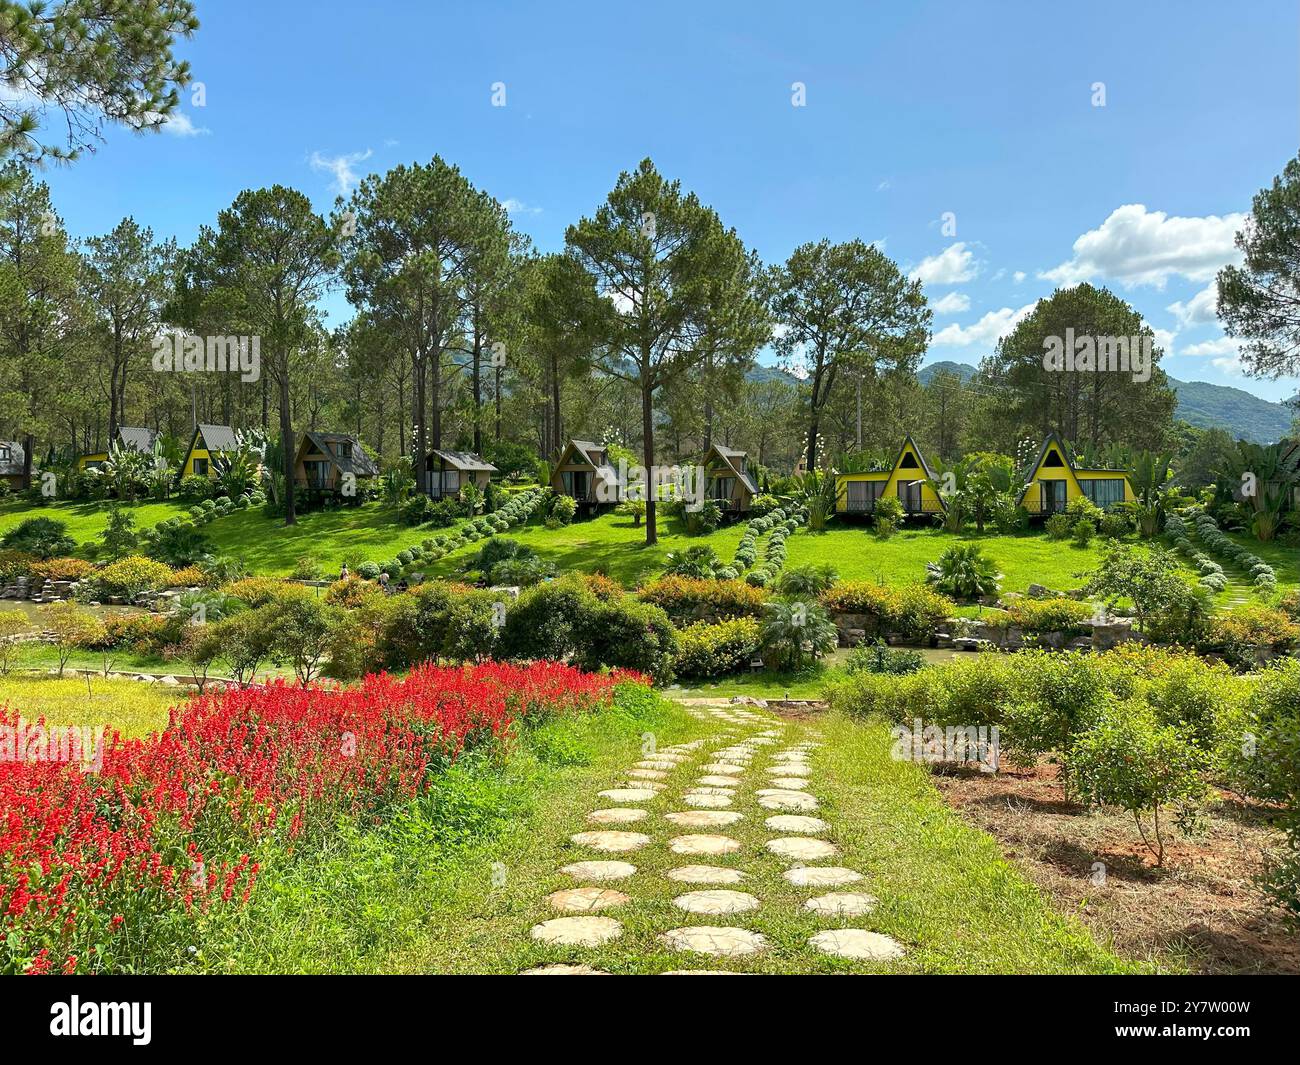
{"left": 561, "top": 470, "right": 590, "bottom": 498}
{"left": 711, "top": 476, "right": 735, "bottom": 500}
{"left": 442, "top": 470, "right": 460, "bottom": 493}
{"left": 846, "top": 480, "right": 882, "bottom": 511}
{"left": 193, "top": 457, "right": 208, "bottom": 476}
{"left": 898, "top": 480, "right": 922, "bottom": 513}
{"left": 1081, "top": 478, "right": 1125, "bottom": 509}
{"left": 338, "top": 441, "right": 352, "bottom": 459}
{"left": 1043, "top": 450, "right": 1065, "bottom": 468}
{"left": 0, "top": 446, "right": 9, "bottom": 461}
{"left": 304, "top": 460, "right": 329, "bottom": 488}
{"left": 898, "top": 452, "right": 919, "bottom": 469}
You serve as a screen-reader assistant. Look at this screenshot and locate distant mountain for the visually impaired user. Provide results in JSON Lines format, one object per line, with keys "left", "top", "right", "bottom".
{"left": 746, "top": 365, "right": 802, "bottom": 386}
{"left": 914, "top": 360, "right": 1293, "bottom": 444}
{"left": 1164, "top": 377, "right": 1292, "bottom": 444}
{"left": 917, "top": 360, "right": 978, "bottom": 385}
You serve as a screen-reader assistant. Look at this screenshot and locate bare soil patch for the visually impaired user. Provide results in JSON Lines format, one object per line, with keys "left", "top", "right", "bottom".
{"left": 934, "top": 760, "right": 1299, "bottom": 974}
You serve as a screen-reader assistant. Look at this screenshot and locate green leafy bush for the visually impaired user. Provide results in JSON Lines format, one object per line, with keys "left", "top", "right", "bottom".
{"left": 1, "top": 517, "right": 75, "bottom": 559}
{"left": 925, "top": 543, "right": 1001, "bottom": 600}
{"left": 1045, "top": 513, "right": 1072, "bottom": 540}
{"left": 1069, "top": 699, "right": 1211, "bottom": 866}
{"left": 638, "top": 576, "right": 769, "bottom": 623}
{"left": 844, "top": 641, "right": 924, "bottom": 676}
{"left": 675, "top": 618, "right": 762, "bottom": 678}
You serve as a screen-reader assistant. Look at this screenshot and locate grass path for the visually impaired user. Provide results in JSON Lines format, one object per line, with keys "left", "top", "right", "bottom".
{"left": 391, "top": 696, "right": 1146, "bottom": 975}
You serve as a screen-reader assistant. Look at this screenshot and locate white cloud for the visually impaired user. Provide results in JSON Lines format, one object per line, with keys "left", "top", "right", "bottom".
{"left": 1040, "top": 204, "right": 1245, "bottom": 289}
{"left": 931, "top": 303, "right": 1037, "bottom": 348}
{"left": 309, "top": 148, "right": 373, "bottom": 194}
{"left": 1013, "top": 270, "right": 1026, "bottom": 283}
{"left": 876, "top": 180, "right": 891, "bottom": 192}
{"left": 1166, "top": 280, "right": 1220, "bottom": 328}
{"left": 502, "top": 198, "right": 542, "bottom": 216}
{"left": 909, "top": 242, "right": 978, "bottom": 285}
{"left": 1150, "top": 327, "right": 1177, "bottom": 355}
{"left": 160, "top": 110, "right": 210, "bottom": 137}
{"left": 932, "top": 291, "right": 970, "bottom": 315}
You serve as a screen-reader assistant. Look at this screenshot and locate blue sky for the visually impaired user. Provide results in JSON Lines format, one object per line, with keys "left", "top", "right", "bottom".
{"left": 35, "top": 0, "right": 1300, "bottom": 401}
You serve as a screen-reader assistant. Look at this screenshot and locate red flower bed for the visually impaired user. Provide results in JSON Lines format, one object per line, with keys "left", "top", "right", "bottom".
{"left": 1, "top": 661, "right": 634, "bottom": 974}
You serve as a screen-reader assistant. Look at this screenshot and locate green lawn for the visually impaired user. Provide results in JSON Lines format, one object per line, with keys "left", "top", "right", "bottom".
{"left": 1225, "top": 530, "right": 1300, "bottom": 588}
{"left": 0, "top": 498, "right": 191, "bottom": 549}
{"left": 786, "top": 524, "right": 1121, "bottom": 596}
{"left": 421, "top": 509, "right": 750, "bottom": 586}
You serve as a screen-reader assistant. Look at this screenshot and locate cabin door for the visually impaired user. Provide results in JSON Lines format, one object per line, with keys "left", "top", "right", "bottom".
{"left": 1040, "top": 480, "right": 1066, "bottom": 514}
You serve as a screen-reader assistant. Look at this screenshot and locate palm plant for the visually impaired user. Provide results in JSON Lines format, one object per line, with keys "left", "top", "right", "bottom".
{"left": 776, "top": 562, "right": 838, "bottom": 597}
{"left": 1125, "top": 451, "right": 1179, "bottom": 538}
{"left": 795, "top": 469, "right": 838, "bottom": 531}
{"left": 759, "top": 599, "right": 838, "bottom": 672}
{"left": 925, "top": 543, "right": 1001, "bottom": 599}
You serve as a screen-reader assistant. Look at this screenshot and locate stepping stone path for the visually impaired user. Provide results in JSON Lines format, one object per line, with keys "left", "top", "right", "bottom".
{"left": 520, "top": 701, "right": 905, "bottom": 973}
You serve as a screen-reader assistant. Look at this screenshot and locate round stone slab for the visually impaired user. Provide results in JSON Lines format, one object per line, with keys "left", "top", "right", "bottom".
{"left": 684, "top": 793, "right": 734, "bottom": 809}
{"left": 764, "top": 814, "right": 829, "bottom": 834}
{"left": 783, "top": 866, "right": 863, "bottom": 888}
{"left": 521, "top": 963, "right": 609, "bottom": 975}
{"left": 758, "top": 792, "right": 818, "bottom": 811}
{"left": 673, "top": 889, "right": 760, "bottom": 915}
{"left": 664, "top": 810, "right": 744, "bottom": 828}
{"left": 626, "top": 768, "right": 668, "bottom": 781}
{"left": 662, "top": 926, "right": 768, "bottom": 957}
{"left": 766, "top": 763, "right": 810, "bottom": 777}
{"left": 697, "top": 775, "right": 742, "bottom": 788}
{"left": 669, "top": 834, "right": 741, "bottom": 856}
{"left": 687, "top": 786, "right": 735, "bottom": 796}
{"left": 547, "top": 887, "right": 631, "bottom": 912}
{"left": 766, "top": 836, "right": 838, "bottom": 861}
{"left": 530, "top": 916, "right": 623, "bottom": 947}
{"left": 666, "top": 864, "right": 747, "bottom": 885}
{"left": 804, "top": 892, "right": 879, "bottom": 917}
{"left": 599, "top": 788, "right": 659, "bottom": 803}
{"left": 570, "top": 830, "right": 651, "bottom": 853}
{"left": 560, "top": 860, "right": 636, "bottom": 881}
{"left": 768, "top": 778, "right": 810, "bottom": 790}
{"left": 662, "top": 970, "right": 742, "bottom": 976}
{"left": 700, "top": 763, "right": 745, "bottom": 775}
{"left": 635, "top": 760, "right": 680, "bottom": 771}
{"left": 587, "top": 808, "right": 648, "bottom": 824}
{"left": 809, "top": 929, "right": 904, "bottom": 961}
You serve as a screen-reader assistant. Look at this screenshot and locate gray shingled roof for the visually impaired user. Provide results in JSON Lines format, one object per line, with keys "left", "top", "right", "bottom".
{"left": 117, "top": 426, "right": 157, "bottom": 453}
{"left": 570, "top": 439, "right": 606, "bottom": 465}
{"left": 707, "top": 443, "right": 757, "bottom": 494}
{"left": 0, "top": 441, "right": 24, "bottom": 477}
{"left": 305, "top": 432, "right": 380, "bottom": 477}
{"left": 196, "top": 424, "right": 241, "bottom": 452}
{"left": 429, "top": 449, "right": 498, "bottom": 473}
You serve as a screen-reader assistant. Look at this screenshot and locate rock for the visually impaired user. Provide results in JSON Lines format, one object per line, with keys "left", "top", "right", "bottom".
{"left": 783, "top": 866, "right": 863, "bottom": 888}
{"left": 803, "top": 892, "right": 879, "bottom": 917}
{"left": 569, "top": 830, "right": 651, "bottom": 853}
{"left": 520, "top": 963, "right": 609, "bottom": 975}
{"left": 1026, "top": 583, "right": 1055, "bottom": 598}
{"left": 668, "top": 834, "right": 741, "bottom": 856}
{"left": 587, "top": 808, "right": 649, "bottom": 825}
{"left": 158, "top": 675, "right": 180, "bottom": 686}
{"left": 672, "top": 890, "right": 760, "bottom": 915}
{"left": 766, "top": 837, "right": 838, "bottom": 861}
{"left": 808, "top": 929, "right": 904, "bottom": 961}
{"left": 546, "top": 887, "right": 630, "bottom": 912}
{"left": 530, "top": 916, "right": 622, "bottom": 947}
{"left": 665, "top": 865, "right": 746, "bottom": 885}
{"left": 661, "top": 926, "right": 767, "bottom": 957}
{"left": 559, "top": 860, "right": 636, "bottom": 881}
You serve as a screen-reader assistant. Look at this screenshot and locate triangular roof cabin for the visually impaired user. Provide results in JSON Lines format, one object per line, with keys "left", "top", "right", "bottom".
{"left": 703, "top": 442, "right": 757, "bottom": 513}
{"left": 834, "top": 434, "right": 945, "bottom": 516}
{"left": 1017, "top": 432, "right": 1135, "bottom": 515}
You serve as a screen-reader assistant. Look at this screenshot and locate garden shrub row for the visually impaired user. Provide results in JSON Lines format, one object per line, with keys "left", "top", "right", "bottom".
{"left": 730, "top": 505, "right": 807, "bottom": 587}
{"left": 674, "top": 617, "right": 762, "bottom": 678}
{"left": 1170, "top": 507, "right": 1277, "bottom": 593}
{"left": 637, "top": 576, "right": 769, "bottom": 623}
{"left": 356, "top": 488, "right": 547, "bottom": 580}
{"left": 818, "top": 581, "right": 954, "bottom": 640}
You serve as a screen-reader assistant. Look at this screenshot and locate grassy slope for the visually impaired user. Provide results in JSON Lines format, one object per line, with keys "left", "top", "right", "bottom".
{"left": 0, "top": 674, "right": 178, "bottom": 738}
{"left": 0, "top": 498, "right": 191, "bottom": 548}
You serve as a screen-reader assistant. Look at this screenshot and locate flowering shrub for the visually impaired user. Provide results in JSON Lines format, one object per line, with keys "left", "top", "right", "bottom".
{"left": 820, "top": 581, "right": 953, "bottom": 640}
{"left": 31, "top": 557, "right": 94, "bottom": 582}
{"left": 674, "top": 618, "right": 762, "bottom": 678}
{"left": 92, "top": 555, "right": 176, "bottom": 600}
{"left": 1, "top": 660, "right": 631, "bottom": 974}
{"left": 638, "top": 576, "right": 769, "bottom": 623}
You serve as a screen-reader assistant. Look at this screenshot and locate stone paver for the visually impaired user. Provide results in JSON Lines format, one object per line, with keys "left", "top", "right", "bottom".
{"left": 626, "top": 768, "right": 667, "bottom": 780}
{"left": 683, "top": 793, "right": 734, "bottom": 809}
{"left": 757, "top": 792, "right": 818, "bottom": 811}
{"left": 767, "top": 777, "right": 810, "bottom": 790}
{"left": 560, "top": 860, "right": 637, "bottom": 881}
{"left": 570, "top": 830, "right": 651, "bottom": 853}
{"left": 546, "top": 887, "right": 631, "bottom": 912}
{"left": 766, "top": 837, "right": 838, "bottom": 861}
{"left": 766, "top": 763, "right": 810, "bottom": 777}
{"left": 661, "top": 926, "right": 767, "bottom": 957}
{"left": 587, "top": 807, "right": 648, "bottom": 824}
{"left": 521, "top": 963, "right": 609, "bottom": 975}
{"left": 700, "top": 763, "right": 745, "bottom": 774}
{"left": 530, "top": 916, "right": 623, "bottom": 947}
{"left": 599, "top": 788, "right": 659, "bottom": 803}
{"left": 669, "top": 833, "right": 741, "bottom": 856}
{"left": 808, "top": 929, "right": 904, "bottom": 961}
{"left": 665, "top": 865, "right": 747, "bottom": 885}
{"left": 803, "top": 892, "right": 879, "bottom": 917}
{"left": 672, "top": 889, "right": 760, "bottom": 915}
{"left": 783, "top": 866, "right": 863, "bottom": 888}
{"left": 697, "top": 775, "right": 742, "bottom": 787}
